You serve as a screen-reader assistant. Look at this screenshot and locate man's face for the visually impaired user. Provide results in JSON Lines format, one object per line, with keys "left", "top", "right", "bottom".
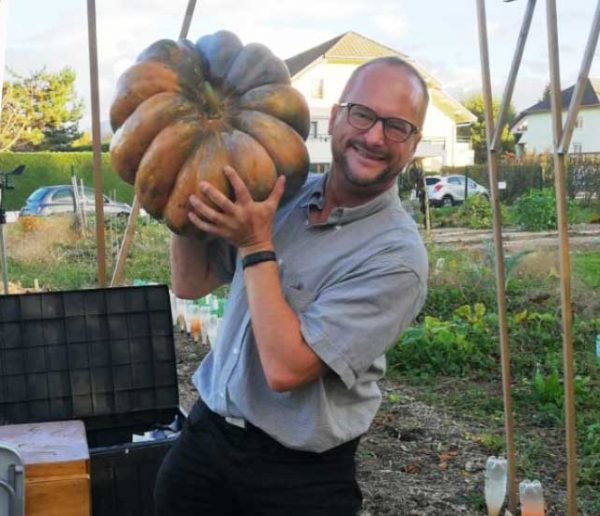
{"left": 329, "top": 64, "right": 426, "bottom": 192}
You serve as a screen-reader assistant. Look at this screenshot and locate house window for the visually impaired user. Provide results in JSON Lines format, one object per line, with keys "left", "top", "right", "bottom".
{"left": 310, "top": 121, "right": 318, "bottom": 139}
{"left": 572, "top": 142, "right": 582, "bottom": 153}
{"left": 575, "top": 116, "right": 583, "bottom": 129}
{"left": 311, "top": 78, "right": 324, "bottom": 99}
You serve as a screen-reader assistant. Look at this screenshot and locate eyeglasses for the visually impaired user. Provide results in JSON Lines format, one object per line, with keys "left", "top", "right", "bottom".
{"left": 338, "top": 102, "right": 418, "bottom": 143}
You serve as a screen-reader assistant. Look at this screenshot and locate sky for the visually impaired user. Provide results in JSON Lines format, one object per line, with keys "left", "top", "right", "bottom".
{"left": 2, "top": 0, "right": 598, "bottom": 129}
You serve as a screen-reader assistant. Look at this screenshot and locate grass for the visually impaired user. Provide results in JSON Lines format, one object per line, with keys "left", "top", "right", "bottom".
{"left": 3, "top": 215, "right": 172, "bottom": 290}
{"left": 573, "top": 250, "right": 600, "bottom": 288}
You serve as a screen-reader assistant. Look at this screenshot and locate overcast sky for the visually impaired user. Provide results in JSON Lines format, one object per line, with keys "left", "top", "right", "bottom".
{"left": 3, "top": 0, "right": 598, "bottom": 128}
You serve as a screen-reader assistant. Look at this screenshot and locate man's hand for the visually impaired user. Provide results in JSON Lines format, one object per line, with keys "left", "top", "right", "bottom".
{"left": 188, "top": 166, "right": 286, "bottom": 256}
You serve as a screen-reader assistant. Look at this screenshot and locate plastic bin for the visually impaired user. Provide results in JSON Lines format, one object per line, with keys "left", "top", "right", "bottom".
{"left": 0, "top": 285, "right": 184, "bottom": 514}
{"left": 90, "top": 410, "right": 185, "bottom": 516}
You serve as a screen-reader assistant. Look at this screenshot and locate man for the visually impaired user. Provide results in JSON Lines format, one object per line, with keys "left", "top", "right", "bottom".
{"left": 155, "top": 56, "right": 429, "bottom": 515}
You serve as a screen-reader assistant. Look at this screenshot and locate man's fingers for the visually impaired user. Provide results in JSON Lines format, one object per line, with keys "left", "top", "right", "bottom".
{"left": 199, "top": 180, "right": 236, "bottom": 214}
{"left": 268, "top": 175, "right": 286, "bottom": 206}
{"left": 188, "top": 211, "right": 225, "bottom": 238}
{"left": 223, "top": 166, "right": 252, "bottom": 204}
{"left": 189, "top": 195, "right": 227, "bottom": 226}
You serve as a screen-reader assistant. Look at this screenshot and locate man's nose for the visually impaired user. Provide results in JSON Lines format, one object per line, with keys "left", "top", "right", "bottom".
{"left": 363, "top": 119, "right": 386, "bottom": 144}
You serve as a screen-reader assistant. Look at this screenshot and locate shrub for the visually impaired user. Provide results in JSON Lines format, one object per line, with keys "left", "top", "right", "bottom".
{"left": 387, "top": 303, "right": 499, "bottom": 377}
{"left": 511, "top": 188, "right": 575, "bottom": 230}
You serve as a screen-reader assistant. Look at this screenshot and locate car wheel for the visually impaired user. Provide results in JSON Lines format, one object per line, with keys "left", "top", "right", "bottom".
{"left": 442, "top": 195, "right": 454, "bottom": 207}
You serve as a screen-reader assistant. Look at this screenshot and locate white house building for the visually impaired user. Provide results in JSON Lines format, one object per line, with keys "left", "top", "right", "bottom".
{"left": 284, "top": 32, "right": 476, "bottom": 172}
{"left": 511, "top": 78, "right": 600, "bottom": 156}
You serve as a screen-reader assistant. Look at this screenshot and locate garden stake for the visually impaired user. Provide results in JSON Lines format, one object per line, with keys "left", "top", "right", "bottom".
{"left": 86, "top": 0, "right": 107, "bottom": 286}
{"left": 110, "top": 0, "right": 198, "bottom": 287}
{"left": 475, "top": 0, "right": 538, "bottom": 510}
{"left": 545, "top": 1, "right": 600, "bottom": 512}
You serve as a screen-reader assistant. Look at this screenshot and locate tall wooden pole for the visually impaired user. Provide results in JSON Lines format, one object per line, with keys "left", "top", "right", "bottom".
{"left": 86, "top": 0, "right": 107, "bottom": 286}
{"left": 111, "top": 0, "right": 197, "bottom": 287}
{"left": 0, "top": 0, "right": 10, "bottom": 294}
{"left": 544, "top": 0, "right": 600, "bottom": 512}
{"left": 475, "top": 0, "right": 533, "bottom": 511}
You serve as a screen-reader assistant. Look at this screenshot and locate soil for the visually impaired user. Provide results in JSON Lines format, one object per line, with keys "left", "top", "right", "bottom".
{"left": 173, "top": 333, "right": 572, "bottom": 516}
{"left": 427, "top": 223, "right": 600, "bottom": 252}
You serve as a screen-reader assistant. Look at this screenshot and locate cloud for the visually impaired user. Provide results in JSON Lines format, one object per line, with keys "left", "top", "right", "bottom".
{"left": 5, "top": 0, "right": 597, "bottom": 127}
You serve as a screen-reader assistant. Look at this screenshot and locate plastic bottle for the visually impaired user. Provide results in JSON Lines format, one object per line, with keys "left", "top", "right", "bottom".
{"left": 484, "top": 456, "right": 507, "bottom": 516}
{"left": 519, "top": 479, "right": 545, "bottom": 516}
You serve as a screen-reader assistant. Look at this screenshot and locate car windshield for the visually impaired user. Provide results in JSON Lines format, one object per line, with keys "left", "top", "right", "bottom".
{"left": 27, "top": 188, "right": 48, "bottom": 202}
{"left": 425, "top": 177, "right": 440, "bottom": 185}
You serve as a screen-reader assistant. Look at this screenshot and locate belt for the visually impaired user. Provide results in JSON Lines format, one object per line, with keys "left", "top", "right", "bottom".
{"left": 192, "top": 399, "right": 249, "bottom": 430}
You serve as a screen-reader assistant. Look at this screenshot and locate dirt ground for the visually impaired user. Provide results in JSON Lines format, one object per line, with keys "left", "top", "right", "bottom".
{"left": 173, "top": 333, "right": 572, "bottom": 515}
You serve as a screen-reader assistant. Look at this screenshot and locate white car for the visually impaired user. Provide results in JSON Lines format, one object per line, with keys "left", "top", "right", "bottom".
{"left": 414, "top": 175, "right": 490, "bottom": 207}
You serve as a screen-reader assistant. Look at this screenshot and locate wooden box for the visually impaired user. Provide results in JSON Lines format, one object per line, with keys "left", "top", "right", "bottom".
{"left": 0, "top": 420, "right": 90, "bottom": 516}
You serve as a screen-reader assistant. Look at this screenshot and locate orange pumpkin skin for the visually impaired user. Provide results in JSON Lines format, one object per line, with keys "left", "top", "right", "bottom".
{"left": 109, "top": 31, "right": 310, "bottom": 236}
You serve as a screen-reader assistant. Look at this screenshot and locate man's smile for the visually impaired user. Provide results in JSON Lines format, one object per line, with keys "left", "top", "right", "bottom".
{"left": 347, "top": 140, "right": 388, "bottom": 163}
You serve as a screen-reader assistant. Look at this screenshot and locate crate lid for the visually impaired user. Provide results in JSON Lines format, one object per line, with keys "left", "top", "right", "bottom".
{"left": 0, "top": 285, "right": 179, "bottom": 430}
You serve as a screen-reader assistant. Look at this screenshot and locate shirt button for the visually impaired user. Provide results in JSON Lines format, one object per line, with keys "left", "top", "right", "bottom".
{"left": 219, "top": 392, "right": 225, "bottom": 398}
{"left": 233, "top": 348, "right": 239, "bottom": 355}
{"left": 335, "top": 224, "right": 342, "bottom": 231}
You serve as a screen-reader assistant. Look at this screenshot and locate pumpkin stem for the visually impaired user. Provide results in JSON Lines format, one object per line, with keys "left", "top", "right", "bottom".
{"left": 201, "top": 81, "right": 222, "bottom": 119}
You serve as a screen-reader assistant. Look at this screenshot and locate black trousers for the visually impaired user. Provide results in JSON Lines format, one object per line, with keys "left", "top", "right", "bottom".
{"left": 154, "top": 399, "right": 362, "bottom": 515}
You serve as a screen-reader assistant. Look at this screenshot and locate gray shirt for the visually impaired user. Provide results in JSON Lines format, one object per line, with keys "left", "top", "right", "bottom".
{"left": 193, "top": 173, "right": 428, "bottom": 452}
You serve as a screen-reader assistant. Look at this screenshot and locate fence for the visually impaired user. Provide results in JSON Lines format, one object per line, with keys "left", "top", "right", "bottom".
{"left": 441, "top": 154, "right": 600, "bottom": 205}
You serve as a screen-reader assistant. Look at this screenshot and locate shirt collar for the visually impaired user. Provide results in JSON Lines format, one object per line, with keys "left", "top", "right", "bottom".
{"left": 300, "top": 173, "right": 399, "bottom": 226}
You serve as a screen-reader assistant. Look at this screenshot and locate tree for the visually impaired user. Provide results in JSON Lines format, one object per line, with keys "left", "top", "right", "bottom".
{"left": 0, "top": 67, "right": 84, "bottom": 151}
{"left": 460, "top": 94, "right": 516, "bottom": 164}
{"left": 538, "top": 83, "right": 551, "bottom": 104}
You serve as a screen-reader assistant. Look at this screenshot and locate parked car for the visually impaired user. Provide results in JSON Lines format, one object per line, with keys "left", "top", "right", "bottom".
{"left": 19, "top": 185, "right": 132, "bottom": 217}
{"left": 412, "top": 175, "right": 489, "bottom": 207}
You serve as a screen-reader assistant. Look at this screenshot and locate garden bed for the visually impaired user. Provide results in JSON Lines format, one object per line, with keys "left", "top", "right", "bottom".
{"left": 174, "top": 333, "right": 577, "bottom": 515}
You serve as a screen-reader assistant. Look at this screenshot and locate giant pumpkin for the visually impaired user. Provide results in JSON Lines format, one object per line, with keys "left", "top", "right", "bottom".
{"left": 109, "top": 30, "right": 311, "bottom": 235}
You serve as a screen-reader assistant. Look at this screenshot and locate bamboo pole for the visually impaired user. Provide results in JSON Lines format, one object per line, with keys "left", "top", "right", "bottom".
{"left": 558, "top": 1, "right": 600, "bottom": 155}
{"left": 110, "top": 199, "right": 141, "bottom": 286}
{"left": 475, "top": 0, "right": 519, "bottom": 511}
{"left": 86, "top": 0, "right": 107, "bottom": 287}
{"left": 490, "top": 0, "right": 537, "bottom": 151}
{"left": 110, "top": 0, "right": 197, "bottom": 287}
{"left": 545, "top": 1, "right": 578, "bottom": 513}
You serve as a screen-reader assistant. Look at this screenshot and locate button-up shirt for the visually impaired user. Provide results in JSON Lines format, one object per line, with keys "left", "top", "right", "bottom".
{"left": 193, "top": 173, "right": 428, "bottom": 452}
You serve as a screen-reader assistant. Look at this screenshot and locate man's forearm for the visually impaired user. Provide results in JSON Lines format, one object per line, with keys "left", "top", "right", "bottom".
{"left": 243, "top": 260, "right": 325, "bottom": 392}
{"left": 170, "top": 234, "right": 223, "bottom": 299}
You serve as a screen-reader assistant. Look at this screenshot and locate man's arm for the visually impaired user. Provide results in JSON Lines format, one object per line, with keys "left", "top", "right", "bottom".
{"left": 241, "top": 254, "right": 327, "bottom": 392}
{"left": 187, "top": 166, "right": 326, "bottom": 392}
{"left": 170, "top": 234, "right": 225, "bottom": 299}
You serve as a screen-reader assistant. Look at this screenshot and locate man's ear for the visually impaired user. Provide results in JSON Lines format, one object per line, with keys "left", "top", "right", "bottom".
{"left": 328, "top": 104, "right": 340, "bottom": 135}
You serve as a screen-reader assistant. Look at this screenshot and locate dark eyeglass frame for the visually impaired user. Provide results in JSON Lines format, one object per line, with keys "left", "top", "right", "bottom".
{"left": 338, "top": 102, "right": 419, "bottom": 143}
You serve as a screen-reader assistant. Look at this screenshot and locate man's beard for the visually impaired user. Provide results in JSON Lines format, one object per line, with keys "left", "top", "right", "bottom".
{"left": 332, "top": 139, "right": 400, "bottom": 188}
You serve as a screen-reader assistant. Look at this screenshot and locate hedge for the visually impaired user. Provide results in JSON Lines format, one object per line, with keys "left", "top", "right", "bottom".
{"left": 0, "top": 152, "right": 134, "bottom": 210}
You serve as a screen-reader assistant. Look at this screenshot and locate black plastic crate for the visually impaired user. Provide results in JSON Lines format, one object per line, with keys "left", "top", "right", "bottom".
{"left": 0, "top": 285, "right": 179, "bottom": 443}
{"left": 90, "top": 409, "right": 186, "bottom": 516}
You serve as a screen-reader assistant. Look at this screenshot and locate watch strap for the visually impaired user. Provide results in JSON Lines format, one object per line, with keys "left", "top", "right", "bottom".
{"left": 242, "top": 251, "right": 277, "bottom": 270}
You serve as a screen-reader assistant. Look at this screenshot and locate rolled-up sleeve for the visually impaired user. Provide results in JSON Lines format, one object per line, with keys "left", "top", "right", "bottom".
{"left": 298, "top": 254, "right": 427, "bottom": 389}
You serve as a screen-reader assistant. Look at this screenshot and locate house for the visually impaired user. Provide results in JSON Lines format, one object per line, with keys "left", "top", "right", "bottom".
{"left": 511, "top": 78, "right": 600, "bottom": 156}
{"left": 284, "top": 32, "right": 476, "bottom": 172}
